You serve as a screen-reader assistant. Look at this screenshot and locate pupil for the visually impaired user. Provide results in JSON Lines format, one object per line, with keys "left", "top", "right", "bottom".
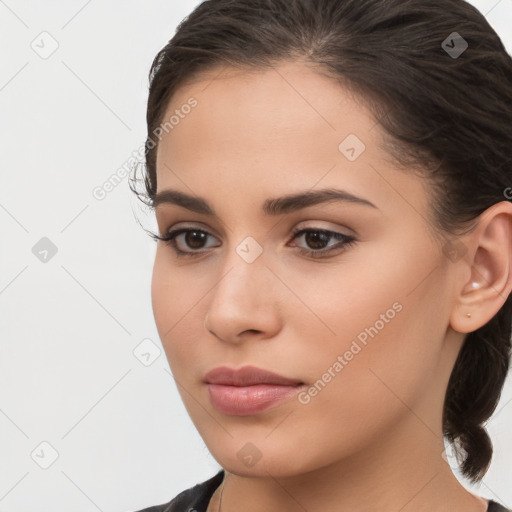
{"left": 306, "top": 231, "right": 328, "bottom": 249}
{"left": 186, "top": 231, "right": 206, "bottom": 249}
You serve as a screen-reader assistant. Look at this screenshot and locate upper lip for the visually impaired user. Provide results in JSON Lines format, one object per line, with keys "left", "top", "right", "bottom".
{"left": 203, "top": 365, "right": 303, "bottom": 386}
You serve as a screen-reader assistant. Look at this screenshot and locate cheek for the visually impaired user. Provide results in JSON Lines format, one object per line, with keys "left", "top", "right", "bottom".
{"left": 283, "top": 244, "right": 446, "bottom": 416}
{"left": 151, "top": 252, "right": 184, "bottom": 353}
{"left": 286, "top": 274, "right": 414, "bottom": 398}
{"left": 151, "top": 249, "right": 196, "bottom": 324}
{"left": 151, "top": 252, "right": 171, "bottom": 334}
{"left": 150, "top": 251, "right": 206, "bottom": 370}
{"left": 291, "top": 316, "right": 437, "bottom": 468}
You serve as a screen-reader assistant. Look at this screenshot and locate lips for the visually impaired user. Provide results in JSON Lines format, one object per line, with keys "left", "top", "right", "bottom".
{"left": 203, "top": 365, "right": 304, "bottom": 416}
{"left": 203, "top": 365, "right": 303, "bottom": 386}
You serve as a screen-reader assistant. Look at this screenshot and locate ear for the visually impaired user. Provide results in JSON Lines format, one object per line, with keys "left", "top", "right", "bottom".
{"left": 450, "top": 201, "right": 512, "bottom": 334}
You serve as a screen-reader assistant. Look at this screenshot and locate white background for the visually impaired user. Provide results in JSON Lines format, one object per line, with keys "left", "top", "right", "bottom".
{"left": 0, "top": 1, "right": 511, "bottom": 511}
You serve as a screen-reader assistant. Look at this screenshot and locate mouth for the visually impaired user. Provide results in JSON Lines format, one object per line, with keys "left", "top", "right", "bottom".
{"left": 206, "top": 383, "right": 303, "bottom": 415}
{"left": 203, "top": 365, "right": 304, "bottom": 386}
{"left": 203, "top": 365, "right": 305, "bottom": 416}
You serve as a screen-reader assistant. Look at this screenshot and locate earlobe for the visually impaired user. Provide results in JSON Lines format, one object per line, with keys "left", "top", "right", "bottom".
{"left": 449, "top": 201, "right": 512, "bottom": 335}
{"left": 461, "top": 283, "right": 481, "bottom": 320}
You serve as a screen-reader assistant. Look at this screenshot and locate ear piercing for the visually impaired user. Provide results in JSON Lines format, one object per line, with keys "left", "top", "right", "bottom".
{"left": 466, "top": 312, "right": 472, "bottom": 318}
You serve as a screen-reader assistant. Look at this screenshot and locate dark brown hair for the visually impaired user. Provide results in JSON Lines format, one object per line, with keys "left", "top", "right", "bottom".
{"left": 132, "top": 0, "right": 512, "bottom": 483}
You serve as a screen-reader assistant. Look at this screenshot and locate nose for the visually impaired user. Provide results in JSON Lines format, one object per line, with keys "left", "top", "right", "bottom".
{"left": 204, "top": 249, "right": 282, "bottom": 344}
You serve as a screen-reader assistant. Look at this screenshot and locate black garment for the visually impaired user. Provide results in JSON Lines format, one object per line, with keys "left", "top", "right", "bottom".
{"left": 133, "top": 470, "right": 511, "bottom": 512}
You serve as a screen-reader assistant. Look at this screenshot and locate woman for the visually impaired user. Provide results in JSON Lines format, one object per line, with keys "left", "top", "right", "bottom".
{"left": 131, "top": 0, "right": 512, "bottom": 510}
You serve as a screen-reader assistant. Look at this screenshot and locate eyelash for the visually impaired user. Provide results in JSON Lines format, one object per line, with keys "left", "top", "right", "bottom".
{"left": 152, "top": 226, "right": 356, "bottom": 259}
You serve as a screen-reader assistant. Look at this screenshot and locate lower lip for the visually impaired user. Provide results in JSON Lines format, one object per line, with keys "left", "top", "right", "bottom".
{"left": 206, "top": 383, "right": 302, "bottom": 415}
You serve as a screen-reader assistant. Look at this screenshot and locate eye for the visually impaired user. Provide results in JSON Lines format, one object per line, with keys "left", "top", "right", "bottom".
{"left": 287, "top": 227, "right": 356, "bottom": 259}
{"left": 152, "top": 227, "right": 219, "bottom": 258}
{"left": 151, "top": 226, "right": 357, "bottom": 259}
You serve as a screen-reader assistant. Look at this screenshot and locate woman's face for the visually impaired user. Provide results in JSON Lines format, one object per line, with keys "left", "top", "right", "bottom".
{"left": 151, "top": 60, "right": 463, "bottom": 477}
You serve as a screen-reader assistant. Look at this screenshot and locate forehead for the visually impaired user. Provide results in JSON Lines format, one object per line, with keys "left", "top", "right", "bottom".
{"left": 153, "top": 60, "right": 433, "bottom": 226}
{"left": 156, "top": 60, "right": 378, "bottom": 169}
{"left": 164, "top": 60, "right": 373, "bottom": 125}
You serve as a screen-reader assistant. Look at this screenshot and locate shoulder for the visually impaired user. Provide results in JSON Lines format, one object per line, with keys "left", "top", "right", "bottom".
{"left": 488, "top": 499, "right": 512, "bottom": 512}
{"left": 132, "top": 470, "right": 225, "bottom": 512}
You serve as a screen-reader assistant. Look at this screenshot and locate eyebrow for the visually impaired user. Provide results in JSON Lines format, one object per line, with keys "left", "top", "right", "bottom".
{"left": 153, "top": 187, "right": 378, "bottom": 216}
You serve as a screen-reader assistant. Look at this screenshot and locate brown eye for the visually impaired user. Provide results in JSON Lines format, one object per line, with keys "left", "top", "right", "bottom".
{"left": 153, "top": 227, "right": 220, "bottom": 258}
{"left": 288, "top": 228, "right": 357, "bottom": 259}
{"left": 302, "top": 230, "right": 331, "bottom": 250}
{"left": 183, "top": 230, "right": 209, "bottom": 249}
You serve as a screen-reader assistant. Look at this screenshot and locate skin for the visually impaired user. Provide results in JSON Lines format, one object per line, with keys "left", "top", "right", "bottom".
{"left": 151, "top": 60, "right": 512, "bottom": 512}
